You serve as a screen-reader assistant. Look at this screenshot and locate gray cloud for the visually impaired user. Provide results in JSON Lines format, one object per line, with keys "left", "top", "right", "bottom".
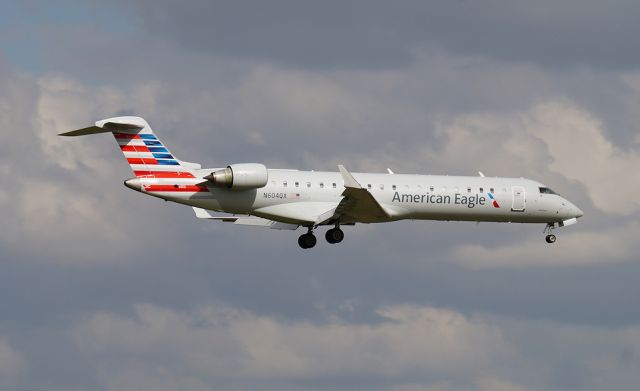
{"left": 2, "top": 1, "right": 640, "bottom": 390}
{"left": 104, "top": 0, "right": 640, "bottom": 70}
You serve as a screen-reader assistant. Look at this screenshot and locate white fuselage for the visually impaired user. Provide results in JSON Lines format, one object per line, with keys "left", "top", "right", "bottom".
{"left": 129, "top": 169, "right": 583, "bottom": 226}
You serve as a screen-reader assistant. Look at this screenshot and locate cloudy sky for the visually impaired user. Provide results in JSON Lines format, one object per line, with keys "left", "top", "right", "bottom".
{"left": 1, "top": 1, "right": 640, "bottom": 390}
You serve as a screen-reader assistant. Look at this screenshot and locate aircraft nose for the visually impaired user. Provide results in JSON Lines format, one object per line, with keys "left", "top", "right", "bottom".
{"left": 567, "top": 201, "right": 583, "bottom": 218}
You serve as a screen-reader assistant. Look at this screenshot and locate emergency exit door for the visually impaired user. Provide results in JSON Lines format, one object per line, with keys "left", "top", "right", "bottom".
{"left": 511, "top": 186, "right": 526, "bottom": 212}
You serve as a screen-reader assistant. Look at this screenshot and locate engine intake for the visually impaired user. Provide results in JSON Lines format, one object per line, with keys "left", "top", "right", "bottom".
{"left": 204, "top": 163, "right": 268, "bottom": 190}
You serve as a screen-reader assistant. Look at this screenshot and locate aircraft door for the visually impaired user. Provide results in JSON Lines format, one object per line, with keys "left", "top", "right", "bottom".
{"left": 511, "top": 186, "right": 526, "bottom": 212}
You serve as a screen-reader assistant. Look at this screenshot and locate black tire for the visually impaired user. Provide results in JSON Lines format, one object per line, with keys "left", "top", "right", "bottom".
{"left": 298, "top": 234, "right": 309, "bottom": 249}
{"left": 325, "top": 228, "right": 344, "bottom": 244}
{"left": 545, "top": 234, "right": 557, "bottom": 244}
{"left": 299, "top": 233, "right": 316, "bottom": 249}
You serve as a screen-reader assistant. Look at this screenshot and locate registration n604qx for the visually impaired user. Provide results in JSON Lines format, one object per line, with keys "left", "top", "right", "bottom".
{"left": 61, "top": 116, "right": 583, "bottom": 249}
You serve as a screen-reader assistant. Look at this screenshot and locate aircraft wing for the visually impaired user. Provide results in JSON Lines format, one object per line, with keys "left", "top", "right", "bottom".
{"left": 252, "top": 202, "right": 339, "bottom": 226}
{"left": 335, "top": 165, "right": 391, "bottom": 223}
{"left": 192, "top": 207, "right": 299, "bottom": 230}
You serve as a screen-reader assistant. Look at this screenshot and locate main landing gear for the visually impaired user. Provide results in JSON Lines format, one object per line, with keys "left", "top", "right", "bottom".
{"left": 325, "top": 227, "right": 344, "bottom": 244}
{"left": 298, "top": 229, "right": 317, "bottom": 249}
{"left": 298, "top": 226, "right": 345, "bottom": 249}
{"left": 544, "top": 223, "right": 557, "bottom": 244}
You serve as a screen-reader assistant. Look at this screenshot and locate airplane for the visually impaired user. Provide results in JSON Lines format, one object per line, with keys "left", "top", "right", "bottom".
{"left": 61, "top": 116, "right": 584, "bottom": 249}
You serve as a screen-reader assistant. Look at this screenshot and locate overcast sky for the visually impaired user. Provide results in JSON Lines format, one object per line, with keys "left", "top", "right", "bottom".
{"left": 1, "top": 1, "right": 640, "bottom": 390}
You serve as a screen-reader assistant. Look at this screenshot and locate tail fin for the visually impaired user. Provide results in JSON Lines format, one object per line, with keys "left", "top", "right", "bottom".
{"left": 60, "top": 116, "right": 200, "bottom": 179}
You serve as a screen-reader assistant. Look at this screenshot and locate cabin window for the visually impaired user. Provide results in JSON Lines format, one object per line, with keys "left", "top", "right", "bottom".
{"left": 490, "top": 187, "right": 494, "bottom": 193}
{"left": 332, "top": 183, "right": 337, "bottom": 188}
{"left": 392, "top": 185, "right": 396, "bottom": 190}
{"left": 467, "top": 187, "right": 472, "bottom": 193}
{"left": 379, "top": 184, "right": 384, "bottom": 190}
{"left": 295, "top": 182, "right": 299, "bottom": 188}
{"left": 320, "top": 182, "right": 324, "bottom": 189}
{"left": 367, "top": 184, "right": 372, "bottom": 190}
{"left": 307, "top": 182, "right": 311, "bottom": 188}
{"left": 479, "top": 187, "right": 484, "bottom": 193}
{"left": 430, "top": 186, "right": 434, "bottom": 192}
{"left": 283, "top": 181, "right": 288, "bottom": 188}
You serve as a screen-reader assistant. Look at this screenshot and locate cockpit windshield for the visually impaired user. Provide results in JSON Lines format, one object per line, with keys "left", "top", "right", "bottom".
{"left": 539, "top": 187, "right": 558, "bottom": 195}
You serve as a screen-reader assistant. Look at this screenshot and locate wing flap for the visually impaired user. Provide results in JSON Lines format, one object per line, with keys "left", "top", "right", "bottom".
{"left": 192, "top": 207, "right": 298, "bottom": 230}
{"left": 252, "top": 202, "right": 339, "bottom": 225}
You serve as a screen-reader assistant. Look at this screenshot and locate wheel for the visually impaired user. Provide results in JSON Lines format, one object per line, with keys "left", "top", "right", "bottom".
{"left": 298, "top": 233, "right": 317, "bottom": 249}
{"left": 325, "top": 228, "right": 344, "bottom": 244}
{"left": 298, "top": 235, "right": 308, "bottom": 249}
{"left": 545, "top": 234, "right": 557, "bottom": 244}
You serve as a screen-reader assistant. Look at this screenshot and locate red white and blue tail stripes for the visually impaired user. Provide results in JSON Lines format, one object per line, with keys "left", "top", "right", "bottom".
{"left": 113, "top": 132, "right": 195, "bottom": 179}
{"left": 113, "top": 131, "right": 207, "bottom": 193}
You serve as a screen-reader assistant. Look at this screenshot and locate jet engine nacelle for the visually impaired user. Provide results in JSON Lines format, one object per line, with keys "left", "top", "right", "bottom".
{"left": 205, "top": 163, "right": 268, "bottom": 190}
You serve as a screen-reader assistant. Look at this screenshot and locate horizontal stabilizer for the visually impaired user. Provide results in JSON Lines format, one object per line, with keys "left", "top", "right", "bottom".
{"left": 59, "top": 126, "right": 110, "bottom": 137}
{"left": 59, "top": 116, "right": 146, "bottom": 137}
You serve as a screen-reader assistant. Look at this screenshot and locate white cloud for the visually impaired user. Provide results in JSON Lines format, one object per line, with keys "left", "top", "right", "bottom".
{"left": 428, "top": 100, "right": 640, "bottom": 216}
{"left": 73, "top": 303, "right": 512, "bottom": 387}
{"left": 523, "top": 101, "right": 640, "bottom": 215}
{"left": 70, "top": 303, "right": 640, "bottom": 391}
{"left": 450, "top": 221, "right": 640, "bottom": 269}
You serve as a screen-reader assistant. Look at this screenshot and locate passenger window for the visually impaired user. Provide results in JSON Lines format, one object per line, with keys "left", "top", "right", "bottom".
{"left": 295, "top": 182, "right": 299, "bottom": 188}
{"left": 379, "top": 184, "right": 384, "bottom": 190}
{"left": 367, "top": 184, "right": 372, "bottom": 190}
{"left": 332, "top": 183, "right": 337, "bottom": 188}
{"left": 320, "top": 183, "right": 324, "bottom": 189}
{"left": 490, "top": 187, "right": 494, "bottom": 193}
{"left": 307, "top": 182, "right": 311, "bottom": 188}
{"left": 479, "top": 187, "right": 483, "bottom": 193}
{"left": 467, "top": 187, "right": 472, "bottom": 193}
{"left": 430, "top": 186, "right": 434, "bottom": 192}
{"left": 283, "top": 181, "right": 288, "bottom": 188}
{"left": 392, "top": 185, "right": 396, "bottom": 190}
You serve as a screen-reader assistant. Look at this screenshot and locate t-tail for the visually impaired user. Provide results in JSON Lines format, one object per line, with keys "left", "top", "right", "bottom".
{"left": 59, "top": 116, "right": 201, "bottom": 179}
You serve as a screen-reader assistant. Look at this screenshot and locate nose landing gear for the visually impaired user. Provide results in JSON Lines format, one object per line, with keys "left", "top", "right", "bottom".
{"left": 544, "top": 223, "right": 557, "bottom": 244}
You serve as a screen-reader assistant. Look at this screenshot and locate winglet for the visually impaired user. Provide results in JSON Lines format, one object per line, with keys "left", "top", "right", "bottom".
{"left": 192, "top": 207, "right": 214, "bottom": 219}
{"left": 338, "top": 165, "right": 362, "bottom": 189}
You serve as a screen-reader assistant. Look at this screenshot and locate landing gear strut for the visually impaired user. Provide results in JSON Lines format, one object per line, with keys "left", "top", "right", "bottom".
{"left": 544, "top": 223, "right": 557, "bottom": 244}
{"left": 325, "top": 226, "right": 344, "bottom": 244}
{"left": 298, "top": 228, "right": 317, "bottom": 249}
